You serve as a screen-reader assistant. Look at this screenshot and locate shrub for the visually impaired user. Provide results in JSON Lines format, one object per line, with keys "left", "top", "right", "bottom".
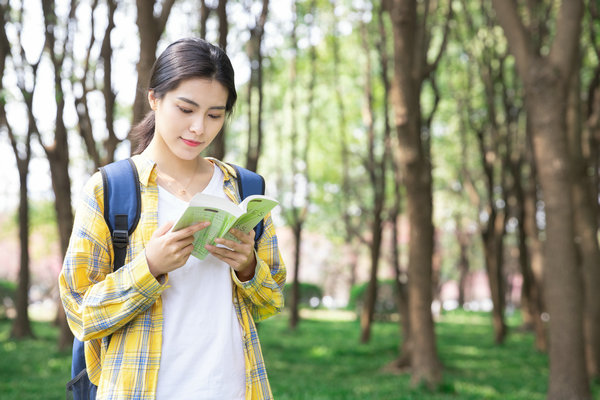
{"left": 0, "top": 280, "right": 16, "bottom": 318}
{"left": 284, "top": 282, "right": 323, "bottom": 309}
{"left": 348, "top": 279, "right": 398, "bottom": 319}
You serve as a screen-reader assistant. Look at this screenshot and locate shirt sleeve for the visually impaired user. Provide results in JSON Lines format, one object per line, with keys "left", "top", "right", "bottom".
{"left": 58, "top": 172, "right": 167, "bottom": 341}
{"left": 231, "top": 212, "right": 286, "bottom": 322}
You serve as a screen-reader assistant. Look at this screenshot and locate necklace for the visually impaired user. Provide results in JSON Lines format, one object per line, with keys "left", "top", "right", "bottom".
{"left": 157, "top": 161, "right": 199, "bottom": 196}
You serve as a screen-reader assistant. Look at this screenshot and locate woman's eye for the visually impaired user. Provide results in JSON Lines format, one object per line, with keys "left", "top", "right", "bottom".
{"left": 178, "top": 106, "right": 192, "bottom": 114}
{"left": 209, "top": 114, "right": 223, "bottom": 120}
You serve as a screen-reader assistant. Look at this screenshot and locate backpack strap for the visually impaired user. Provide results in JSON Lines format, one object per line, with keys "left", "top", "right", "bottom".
{"left": 99, "top": 158, "right": 141, "bottom": 271}
{"left": 228, "top": 164, "right": 266, "bottom": 246}
{"left": 69, "top": 159, "right": 141, "bottom": 398}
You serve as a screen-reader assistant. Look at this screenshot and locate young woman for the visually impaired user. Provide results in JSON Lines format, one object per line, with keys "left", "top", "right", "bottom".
{"left": 59, "top": 38, "right": 286, "bottom": 400}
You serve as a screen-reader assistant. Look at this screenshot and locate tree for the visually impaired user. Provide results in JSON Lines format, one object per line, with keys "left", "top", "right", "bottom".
{"left": 244, "top": 0, "right": 269, "bottom": 172}
{"left": 37, "top": 0, "right": 80, "bottom": 350}
{"left": 358, "top": 2, "right": 391, "bottom": 344}
{"left": 0, "top": 1, "right": 34, "bottom": 339}
{"left": 491, "top": 1, "right": 590, "bottom": 398}
{"left": 283, "top": 0, "right": 316, "bottom": 330}
{"left": 567, "top": 46, "right": 600, "bottom": 380}
{"left": 200, "top": 0, "right": 229, "bottom": 159}
{"left": 458, "top": 1, "right": 513, "bottom": 344}
{"left": 131, "top": 0, "right": 177, "bottom": 150}
{"left": 329, "top": 0, "right": 361, "bottom": 290}
{"left": 581, "top": 1, "right": 600, "bottom": 378}
{"left": 75, "top": 0, "right": 121, "bottom": 169}
{"left": 384, "top": 0, "right": 450, "bottom": 386}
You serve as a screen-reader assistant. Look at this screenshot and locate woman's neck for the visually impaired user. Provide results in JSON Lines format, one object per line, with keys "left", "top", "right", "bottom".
{"left": 143, "top": 137, "right": 210, "bottom": 178}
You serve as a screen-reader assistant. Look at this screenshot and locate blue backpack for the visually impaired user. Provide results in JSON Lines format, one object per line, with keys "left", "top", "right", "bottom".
{"left": 66, "top": 158, "right": 266, "bottom": 400}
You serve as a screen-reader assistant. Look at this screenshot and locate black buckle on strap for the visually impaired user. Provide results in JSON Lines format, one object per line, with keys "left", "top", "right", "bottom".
{"left": 113, "top": 230, "right": 128, "bottom": 248}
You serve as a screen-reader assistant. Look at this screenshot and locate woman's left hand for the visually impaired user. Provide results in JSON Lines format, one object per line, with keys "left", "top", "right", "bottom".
{"left": 205, "top": 229, "right": 256, "bottom": 281}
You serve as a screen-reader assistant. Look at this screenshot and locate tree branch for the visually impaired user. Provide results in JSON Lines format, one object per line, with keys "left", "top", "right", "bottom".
{"left": 490, "top": 0, "right": 534, "bottom": 80}
{"left": 158, "top": 0, "right": 177, "bottom": 31}
{"left": 426, "top": 0, "right": 453, "bottom": 77}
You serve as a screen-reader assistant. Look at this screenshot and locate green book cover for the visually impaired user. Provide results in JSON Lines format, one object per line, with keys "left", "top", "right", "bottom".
{"left": 171, "top": 193, "right": 278, "bottom": 260}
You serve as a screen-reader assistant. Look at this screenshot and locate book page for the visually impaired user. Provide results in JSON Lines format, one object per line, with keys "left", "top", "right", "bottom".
{"left": 223, "top": 196, "right": 279, "bottom": 242}
{"left": 172, "top": 206, "right": 239, "bottom": 259}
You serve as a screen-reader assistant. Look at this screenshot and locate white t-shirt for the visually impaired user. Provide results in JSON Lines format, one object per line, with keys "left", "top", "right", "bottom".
{"left": 155, "top": 165, "right": 246, "bottom": 400}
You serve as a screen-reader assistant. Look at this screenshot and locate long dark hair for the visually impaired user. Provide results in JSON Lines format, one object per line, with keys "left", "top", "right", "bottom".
{"left": 131, "top": 38, "right": 237, "bottom": 154}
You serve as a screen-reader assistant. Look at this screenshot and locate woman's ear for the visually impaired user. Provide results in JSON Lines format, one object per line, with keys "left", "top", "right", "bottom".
{"left": 148, "top": 90, "right": 158, "bottom": 111}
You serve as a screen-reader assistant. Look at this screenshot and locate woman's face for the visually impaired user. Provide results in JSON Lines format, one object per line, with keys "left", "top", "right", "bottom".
{"left": 148, "top": 78, "right": 229, "bottom": 161}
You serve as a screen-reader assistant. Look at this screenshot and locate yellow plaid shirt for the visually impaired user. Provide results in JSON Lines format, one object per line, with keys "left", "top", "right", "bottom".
{"left": 59, "top": 155, "right": 286, "bottom": 400}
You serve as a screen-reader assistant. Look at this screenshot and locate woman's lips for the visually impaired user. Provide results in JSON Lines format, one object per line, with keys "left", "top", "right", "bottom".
{"left": 181, "top": 138, "right": 202, "bottom": 147}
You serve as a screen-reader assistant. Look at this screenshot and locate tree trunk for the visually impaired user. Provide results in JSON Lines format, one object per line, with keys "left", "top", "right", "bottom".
{"left": 387, "top": 0, "right": 442, "bottom": 386}
{"left": 284, "top": 4, "right": 311, "bottom": 330}
{"left": 491, "top": 1, "right": 589, "bottom": 397}
{"left": 567, "top": 56, "right": 600, "bottom": 379}
{"left": 40, "top": 0, "right": 77, "bottom": 350}
{"left": 289, "top": 225, "right": 302, "bottom": 329}
{"left": 359, "top": 216, "right": 382, "bottom": 343}
{"left": 455, "top": 221, "right": 470, "bottom": 309}
{"left": 358, "top": 11, "right": 388, "bottom": 343}
{"left": 522, "top": 151, "right": 547, "bottom": 352}
{"left": 530, "top": 83, "right": 590, "bottom": 400}
{"left": 512, "top": 155, "right": 546, "bottom": 351}
{"left": 11, "top": 162, "right": 34, "bottom": 338}
{"left": 482, "top": 218, "right": 507, "bottom": 344}
{"left": 385, "top": 199, "right": 411, "bottom": 371}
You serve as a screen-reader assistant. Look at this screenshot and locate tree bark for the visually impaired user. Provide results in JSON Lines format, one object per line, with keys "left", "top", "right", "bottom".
{"left": 385, "top": 145, "right": 411, "bottom": 370}
{"left": 454, "top": 219, "right": 470, "bottom": 309}
{"left": 10, "top": 156, "right": 34, "bottom": 338}
{"left": 567, "top": 53, "right": 600, "bottom": 379}
{"left": 512, "top": 153, "right": 547, "bottom": 351}
{"left": 491, "top": 1, "right": 590, "bottom": 397}
{"left": 387, "top": 0, "right": 443, "bottom": 387}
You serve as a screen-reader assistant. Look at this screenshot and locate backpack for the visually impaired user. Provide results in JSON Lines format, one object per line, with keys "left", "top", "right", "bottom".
{"left": 66, "top": 158, "right": 266, "bottom": 400}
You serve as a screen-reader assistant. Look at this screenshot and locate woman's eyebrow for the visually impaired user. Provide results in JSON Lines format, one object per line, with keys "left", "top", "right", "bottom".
{"left": 176, "top": 96, "right": 226, "bottom": 110}
{"left": 176, "top": 96, "right": 199, "bottom": 107}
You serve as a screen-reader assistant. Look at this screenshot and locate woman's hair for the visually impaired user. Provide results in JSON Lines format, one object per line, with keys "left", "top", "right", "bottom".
{"left": 131, "top": 38, "right": 237, "bottom": 154}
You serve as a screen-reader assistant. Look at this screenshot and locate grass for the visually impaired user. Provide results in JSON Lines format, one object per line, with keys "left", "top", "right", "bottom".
{"left": 0, "top": 319, "right": 72, "bottom": 400}
{"left": 1, "top": 311, "right": 599, "bottom": 399}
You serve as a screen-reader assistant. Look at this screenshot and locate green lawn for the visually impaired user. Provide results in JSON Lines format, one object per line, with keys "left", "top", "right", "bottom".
{"left": 1, "top": 311, "right": 599, "bottom": 399}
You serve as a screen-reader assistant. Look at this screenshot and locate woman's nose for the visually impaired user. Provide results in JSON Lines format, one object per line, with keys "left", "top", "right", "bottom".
{"left": 189, "top": 116, "right": 205, "bottom": 135}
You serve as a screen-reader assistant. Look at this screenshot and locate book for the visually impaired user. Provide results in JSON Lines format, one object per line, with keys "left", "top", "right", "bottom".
{"left": 171, "top": 193, "right": 279, "bottom": 260}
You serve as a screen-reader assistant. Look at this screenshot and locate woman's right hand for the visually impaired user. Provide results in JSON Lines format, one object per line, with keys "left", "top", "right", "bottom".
{"left": 145, "top": 221, "right": 210, "bottom": 278}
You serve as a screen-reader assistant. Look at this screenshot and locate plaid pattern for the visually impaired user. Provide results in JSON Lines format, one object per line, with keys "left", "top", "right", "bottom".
{"left": 59, "top": 155, "right": 286, "bottom": 400}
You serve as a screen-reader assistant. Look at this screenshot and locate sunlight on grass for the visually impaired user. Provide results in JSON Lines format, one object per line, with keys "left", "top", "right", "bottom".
{"left": 1, "top": 311, "right": 599, "bottom": 399}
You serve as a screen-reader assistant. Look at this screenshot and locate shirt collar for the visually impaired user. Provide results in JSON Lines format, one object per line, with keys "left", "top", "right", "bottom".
{"left": 131, "top": 154, "right": 157, "bottom": 187}
{"left": 131, "top": 154, "right": 239, "bottom": 193}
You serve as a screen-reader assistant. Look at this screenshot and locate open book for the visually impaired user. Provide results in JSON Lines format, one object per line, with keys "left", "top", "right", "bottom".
{"left": 171, "top": 193, "right": 279, "bottom": 260}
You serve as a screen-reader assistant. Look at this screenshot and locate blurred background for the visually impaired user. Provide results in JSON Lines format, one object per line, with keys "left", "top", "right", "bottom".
{"left": 1, "top": 0, "right": 600, "bottom": 399}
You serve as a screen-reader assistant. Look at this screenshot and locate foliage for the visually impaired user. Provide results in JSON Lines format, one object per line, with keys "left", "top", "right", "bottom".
{"left": 0, "top": 280, "right": 16, "bottom": 318}
{"left": 4, "top": 311, "right": 600, "bottom": 399}
{"left": 283, "top": 282, "right": 323, "bottom": 309}
{"left": 0, "top": 200, "right": 58, "bottom": 237}
{"left": 347, "top": 279, "right": 398, "bottom": 319}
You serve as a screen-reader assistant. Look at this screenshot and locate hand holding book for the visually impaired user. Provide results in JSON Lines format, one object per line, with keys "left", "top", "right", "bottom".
{"left": 170, "top": 193, "right": 278, "bottom": 260}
